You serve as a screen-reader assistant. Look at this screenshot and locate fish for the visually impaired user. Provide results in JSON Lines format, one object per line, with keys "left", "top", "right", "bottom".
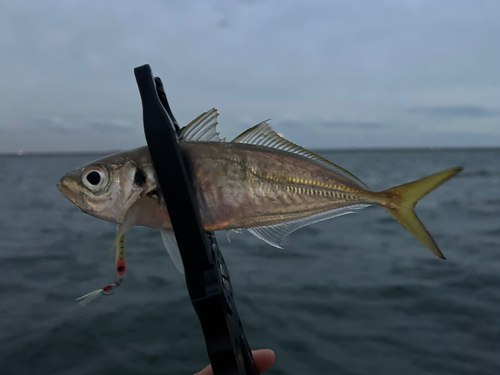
{"left": 57, "top": 108, "right": 462, "bottom": 273}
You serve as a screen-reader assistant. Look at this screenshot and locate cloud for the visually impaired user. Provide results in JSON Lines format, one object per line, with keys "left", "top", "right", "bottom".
{"left": 319, "top": 120, "right": 386, "bottom": 130}
{"left": 0, "top": 0, "right": 499, "bottom": 152}
{"left": 216, "top": 18, "right": 231, "bottom": 29}
{"left": 279, "top": 119, "right": 386, "bottom": 131}
{"left": 407, "top": 105, "right": 500, "bottom": 119}
{"left": 8, "top": 117, "right": 133, "bottom": 135}
{"left": 84, "top": 120, "right": 133, "bottom": 134}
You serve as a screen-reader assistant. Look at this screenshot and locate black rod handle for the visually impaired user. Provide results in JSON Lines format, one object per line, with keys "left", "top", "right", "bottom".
{"left": 134, "top": 64, "right": 258, "bottom": 375}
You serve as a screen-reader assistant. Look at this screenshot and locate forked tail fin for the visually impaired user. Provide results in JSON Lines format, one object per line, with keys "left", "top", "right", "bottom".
{"left": 381, "top": 167, "right": 463, "bottom": 259}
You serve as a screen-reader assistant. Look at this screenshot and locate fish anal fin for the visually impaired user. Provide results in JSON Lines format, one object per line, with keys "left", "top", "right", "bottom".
{"left": 247, "top": 204, "right": 370, "bottom": 248}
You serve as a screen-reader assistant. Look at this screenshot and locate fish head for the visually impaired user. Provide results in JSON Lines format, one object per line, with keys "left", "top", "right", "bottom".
{"left": 57, "top": 148, "right": 153, "bottom": 224}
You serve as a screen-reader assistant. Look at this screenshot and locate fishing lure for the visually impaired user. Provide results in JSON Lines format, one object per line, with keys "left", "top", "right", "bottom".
{"left": 76, "top": 229, "right": 127, "bottom": 306}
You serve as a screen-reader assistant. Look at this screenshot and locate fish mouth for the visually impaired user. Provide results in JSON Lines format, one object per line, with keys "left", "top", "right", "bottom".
{"left": 57, "top": 176, "right": 86, "bottom": 210}
{"left": 56, "top": 178, "right": 72, "bottom": 199}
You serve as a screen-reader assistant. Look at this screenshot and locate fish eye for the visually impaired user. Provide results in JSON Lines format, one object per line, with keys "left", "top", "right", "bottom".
{"left": 86, "top": 171, "right": 101, "bottom": 185}
{"left": 82, "top": 166, "right": 108, "bottom": 191}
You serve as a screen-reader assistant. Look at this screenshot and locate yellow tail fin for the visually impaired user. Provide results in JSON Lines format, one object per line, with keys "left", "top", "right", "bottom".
{"left": 382, "top": 167, "right": 463, "bottom": 259}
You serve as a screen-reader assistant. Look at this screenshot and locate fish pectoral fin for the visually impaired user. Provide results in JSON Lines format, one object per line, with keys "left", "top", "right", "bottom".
{"left": 160, "top": 230, "right": 184, "bottom": 274}
{"left": 247, "top": 205, "right": 370, "bottom": 248}
{"left": 111, "top": 197, "right": 144, "bottom": 250}
{"left": 178, "top": 108, "right": 222, "bottom": 142}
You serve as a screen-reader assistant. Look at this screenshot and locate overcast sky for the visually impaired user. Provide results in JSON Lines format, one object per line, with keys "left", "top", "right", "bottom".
{"left": 0, "top": 0, "right": 499, "bottom": 153}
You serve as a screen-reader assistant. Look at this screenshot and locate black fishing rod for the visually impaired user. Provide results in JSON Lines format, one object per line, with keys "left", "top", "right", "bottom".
{"left": 134, "top": 64, "right": 258, "bottom": 375}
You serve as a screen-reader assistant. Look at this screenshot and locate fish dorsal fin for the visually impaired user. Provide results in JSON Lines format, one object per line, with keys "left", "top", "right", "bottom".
{"left": 160, "top": 229, "right": 184, "bottom": 274}
{"left": 232, "top": 122, "right": 369, "bottom": 189}
{"left": 247, "top": 204, "right": 370, "bottom": 248}
{"left": 178, "top": 108, "right": 223, "bottom": 142}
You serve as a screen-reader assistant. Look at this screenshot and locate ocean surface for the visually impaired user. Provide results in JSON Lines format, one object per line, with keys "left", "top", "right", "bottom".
{"left": 0, "top": 148, "right": 498, "bottom": 375}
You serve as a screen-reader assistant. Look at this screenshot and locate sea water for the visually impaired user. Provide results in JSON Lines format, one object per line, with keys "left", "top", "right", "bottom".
{"left": 0, "top": 148, "right": 498, "bottom": 375}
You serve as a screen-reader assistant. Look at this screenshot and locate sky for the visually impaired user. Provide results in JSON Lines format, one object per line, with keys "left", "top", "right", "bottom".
{"left": 0, "top": 0, "right": 499, "bottom": 153}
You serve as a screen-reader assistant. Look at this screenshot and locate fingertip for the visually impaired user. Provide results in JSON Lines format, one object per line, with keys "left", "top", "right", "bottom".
{"left": 252, "top": 349, "right": 276, "bottom": 373}
{"left": 194, "top": 349, "right": 276, "bottom": 375}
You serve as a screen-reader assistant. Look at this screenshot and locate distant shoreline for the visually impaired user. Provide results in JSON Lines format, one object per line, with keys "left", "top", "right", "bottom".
{"left": 0, "top": 150, "right": 122, "bottom": 157}
{"left": 313, "top": 146, "right": 500, "bottom": 153}
{"left": 0, "top": 146, "right": 498, "bottom": 157}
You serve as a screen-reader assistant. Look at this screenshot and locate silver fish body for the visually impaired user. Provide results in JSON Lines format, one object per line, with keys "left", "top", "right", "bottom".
{"left": 184, "top": 142, "right": 374, "bottom": 230}
{"left": 57, "top": 109, "right": 462, "bottom": 259}
{"left": 58, "top": 142, "right": 374, "bottom": 231}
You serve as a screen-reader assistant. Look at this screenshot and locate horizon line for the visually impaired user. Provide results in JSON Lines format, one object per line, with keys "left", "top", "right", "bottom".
{"left": 1, "top": 145, "right": 499, "bottom": 156}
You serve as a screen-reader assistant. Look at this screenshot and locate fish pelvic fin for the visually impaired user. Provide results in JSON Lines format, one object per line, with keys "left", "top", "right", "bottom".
{"left": 381, "top": 167, "right": 463, "bottom": 259}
